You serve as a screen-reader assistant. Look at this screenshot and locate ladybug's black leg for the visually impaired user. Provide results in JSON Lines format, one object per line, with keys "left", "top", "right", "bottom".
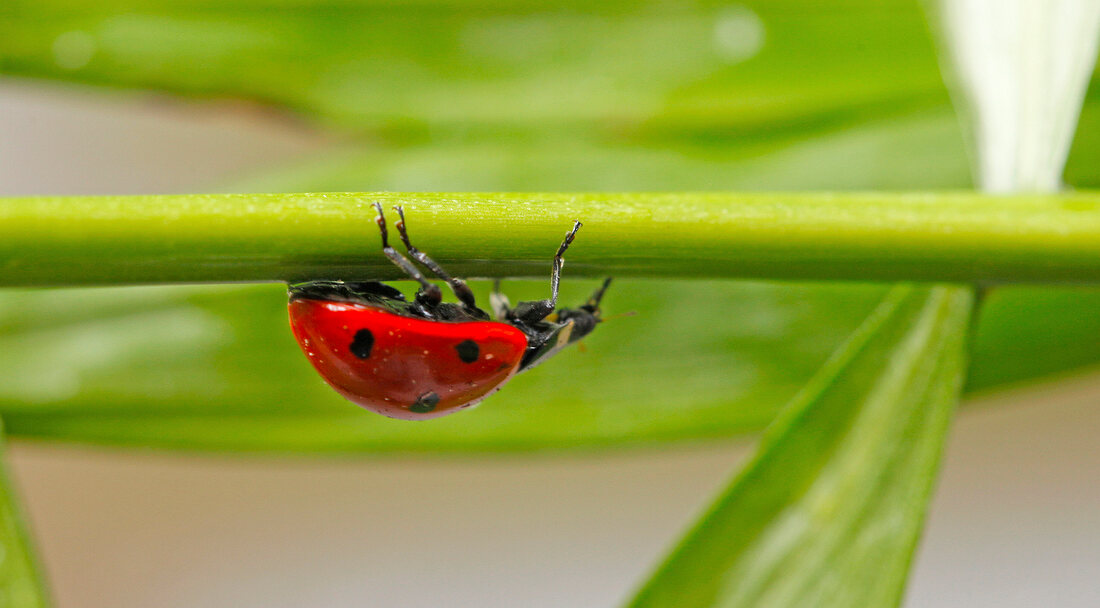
{"left": 511, "top": 221, "right": 582, "bottom": 324}
{"left": 391, "top": 206, "right": 478, "bottom": 310}
{"left": 373, "top": 203, "right": 442, "bottom": 307}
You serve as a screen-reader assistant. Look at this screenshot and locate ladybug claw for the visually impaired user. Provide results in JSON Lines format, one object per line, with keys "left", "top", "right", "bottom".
{"left": 373, "top": 202, "right": 391, "bottom": 246}
{"left": 557, "top": 221, "right": 582, "bottom": 256}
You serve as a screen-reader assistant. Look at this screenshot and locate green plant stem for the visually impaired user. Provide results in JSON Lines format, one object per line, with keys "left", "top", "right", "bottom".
{"left": 2, "top": 192, "right": 1100, "bottom": 286}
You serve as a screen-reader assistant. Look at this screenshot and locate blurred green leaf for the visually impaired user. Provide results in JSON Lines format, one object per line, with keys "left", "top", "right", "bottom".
{"left": 968, "top": 286, "right": 1100, "bottom": 392}
{"left": 9, "top": 0, "right": 1096, "bottom": 191}
{"left": 0, "top": 427, "right": 50, "bottom": 607}
{"left": 627, "top": 284, "right": 972, "bottom": 608}
{"left": 0, "top": 0, "right": 948, "bottom": 139}
{"left": 231, "top": 109, "right": 973, "bottom": 192}
{"left": 0, "top": 279, "right": 1093, "bottom": 452}
{"left": 0, "top": 281, "right": 885, "bottom": 451}
{"left": 1066, "top": 81, "right": 1100, "bottom": 188}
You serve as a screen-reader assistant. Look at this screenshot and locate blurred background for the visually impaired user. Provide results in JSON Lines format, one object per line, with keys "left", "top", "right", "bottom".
{"left": 2, "top": 0, "right": 1100, "bottom": 606}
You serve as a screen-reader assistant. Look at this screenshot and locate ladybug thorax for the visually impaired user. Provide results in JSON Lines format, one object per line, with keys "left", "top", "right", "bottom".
{"left": 289, "top": 299, "right": 527, "bottom": 420}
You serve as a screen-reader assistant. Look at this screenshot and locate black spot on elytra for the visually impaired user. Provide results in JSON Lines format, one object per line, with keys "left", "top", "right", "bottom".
{"left": 455, "top": 340, "right": 480, "bottom": 363}
{"left": 410, "top": 391, "right": 440, "bottom": 413}
{"left": 349, "top": 329, "right": 374, "bottom": 359}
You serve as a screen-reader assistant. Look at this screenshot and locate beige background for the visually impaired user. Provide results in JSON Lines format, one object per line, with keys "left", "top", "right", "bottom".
{"left": 3, "top": 81, "right": 1099, "bottom": 607}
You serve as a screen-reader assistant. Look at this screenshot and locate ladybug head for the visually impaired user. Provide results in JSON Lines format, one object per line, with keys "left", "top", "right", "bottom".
{"left": 555, "top": 276, "right": 612, "bottom": 341}
{"left": 515, "top": 278, "right": 612, "bottom": 372}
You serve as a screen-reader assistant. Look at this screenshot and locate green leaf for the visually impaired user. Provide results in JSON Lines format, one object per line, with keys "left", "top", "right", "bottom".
{"left": 626, "top": 284, "right": 973, "bottom": 608}
{"left": 0, "top": 426, "right": 50, "bottom": 607}
{"left": 968, "top": 285, "right": 1100, "bottom": 391}
{"left": 0, "top": 281, "right": 885, "bottom": 451}
{"left": 0, "top": 0, "right": 948, "bottom": 137}
{"left": 0, "top": 280, "right": 1090, "bottom": 452}
{"left": 230, "top": 108, "right": 973, "bottom": 192}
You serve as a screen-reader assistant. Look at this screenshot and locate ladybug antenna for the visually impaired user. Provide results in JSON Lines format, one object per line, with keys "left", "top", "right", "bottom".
{"left": 599, "top": 310, "right": 637, "bottom": 323}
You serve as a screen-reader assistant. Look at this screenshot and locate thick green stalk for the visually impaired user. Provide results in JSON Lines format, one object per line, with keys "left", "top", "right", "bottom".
{"left": 2, "top": 192, "right": 1100, "bottom": 286}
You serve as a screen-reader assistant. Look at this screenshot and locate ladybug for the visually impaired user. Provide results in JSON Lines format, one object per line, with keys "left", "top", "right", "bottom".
{"left": 288, "top": 203, "right": 611, "bottom": 420}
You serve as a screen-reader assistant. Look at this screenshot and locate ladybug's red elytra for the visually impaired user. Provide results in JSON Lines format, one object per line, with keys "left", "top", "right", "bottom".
{"left": 288, "top": 203, "right": 611, "bottom": 420}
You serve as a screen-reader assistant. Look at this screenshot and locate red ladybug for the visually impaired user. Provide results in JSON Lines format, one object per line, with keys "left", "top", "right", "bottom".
{"left": 288, "top": 203, "right": 611, "bottom": 420}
